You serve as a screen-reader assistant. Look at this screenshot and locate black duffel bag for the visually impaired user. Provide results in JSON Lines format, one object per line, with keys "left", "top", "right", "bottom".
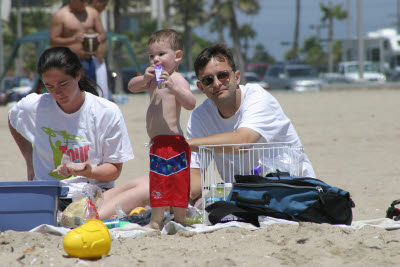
{"left": 206, "top": 173, "right": 355, "bottom": 227}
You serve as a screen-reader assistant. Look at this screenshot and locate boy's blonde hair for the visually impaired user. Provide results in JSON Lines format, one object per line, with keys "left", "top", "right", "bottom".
{"left": 148, "top": 29, "right": 183, "bottom": 51}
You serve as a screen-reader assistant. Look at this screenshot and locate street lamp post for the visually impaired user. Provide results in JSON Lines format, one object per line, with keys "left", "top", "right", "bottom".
{"left": 347, "top": 0, "right": 352, "bottom": 39}
{"left": 397, "top": 0, "right": 400, "bottom": 34}
{"left": 357, "top": 0, "right": 364, "bottom": 79}
{"left": 157, "top": 0, "right": 163, "bottom": 30}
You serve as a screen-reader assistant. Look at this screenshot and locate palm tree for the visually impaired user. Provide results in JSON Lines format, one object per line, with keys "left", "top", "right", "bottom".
{"left": 237, "top": 23, "right": 256, "bottom": 62}
{"left": 300, "top": 36, "right": 326, "bottom": 71}
{"left": 250, "top": 44, "right": 275, "bottom": 63}
{"left": 320, "top": 1, "right": 347, "bottom": 72}
{"left": 209, "top": 0, "right": 228, "bottom": 43}
{"left": 291, "top": 0, "right": 301, "bottom": 60}
{"left": 210, "top": 0, "right": 260, "bottom": 83}
{"left": 167, "top": 0, "right": 207, "bottom": 71}
{"left": 15, "top": 0, "right": 23, "bottom": 76}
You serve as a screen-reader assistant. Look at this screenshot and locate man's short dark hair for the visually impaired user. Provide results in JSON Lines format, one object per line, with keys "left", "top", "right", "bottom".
{"left": 194, "top": 43, "right": 236, "bottom": 78}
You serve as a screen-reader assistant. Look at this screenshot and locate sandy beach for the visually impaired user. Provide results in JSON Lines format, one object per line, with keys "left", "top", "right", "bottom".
{"left": 1, "top": 88, "right": 400, "bottom": 266}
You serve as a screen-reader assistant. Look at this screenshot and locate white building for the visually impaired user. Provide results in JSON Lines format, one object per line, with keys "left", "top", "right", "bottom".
{"left": 340, "top": 28, "right": 400, "bottom": 73}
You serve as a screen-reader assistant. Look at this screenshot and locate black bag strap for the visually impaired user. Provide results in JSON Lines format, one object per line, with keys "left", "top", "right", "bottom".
{"left": 234, "top": 174, "right": 327, "bottom": 188}
{"left": 386, "top": 199, "right": 400, "bottom": 220}
{"left": 205, "top": 201, "right": 260, "bottom": 226}
{"left": 230, "top": 191, "right": 271, "bottom": 205}
{"left": 265, "top": 170, "right": 291, "bottom": 178}
{"left": 205, "top": 201, "right": 299, "bottom": 226}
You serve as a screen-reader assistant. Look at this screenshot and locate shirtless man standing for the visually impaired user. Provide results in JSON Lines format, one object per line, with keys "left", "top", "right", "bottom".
{"left": 50, "top": 0, "right": 106, "bottom": 83}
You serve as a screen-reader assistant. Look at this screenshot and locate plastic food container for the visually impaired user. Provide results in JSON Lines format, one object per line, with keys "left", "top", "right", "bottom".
{"left": 0, "top": 180, "right": 68, "bottom": 231}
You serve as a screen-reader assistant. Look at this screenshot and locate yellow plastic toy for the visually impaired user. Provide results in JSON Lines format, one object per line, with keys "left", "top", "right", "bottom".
{"left": 63, "top": 219, "right": 111, "bottom": 259}
{"left": 129, "top": 206, "right": 146, "bottom": 216}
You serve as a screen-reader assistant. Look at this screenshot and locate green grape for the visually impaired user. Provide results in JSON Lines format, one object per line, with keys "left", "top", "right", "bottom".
{"left": 185, "top": 215, "right": 203, "bottom": 225}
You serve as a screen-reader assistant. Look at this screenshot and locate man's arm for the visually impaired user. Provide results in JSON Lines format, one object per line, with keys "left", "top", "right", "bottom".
{"left": 189, "top": 168, "right": 202, "bottom": 205}
{"left": 92, "top": 9, "right": 106, "bottom": 43}
{"left": 187, "top": 127, "right": 261, "bottom": 152}
{"left": 85, "top": 7, "right": 106, "bottom": 62}
{"left": 8, "top": 119, "right": 34, "bottom": 181}
{"left": 95, "top": 42, "right": 106, "bottom": 63}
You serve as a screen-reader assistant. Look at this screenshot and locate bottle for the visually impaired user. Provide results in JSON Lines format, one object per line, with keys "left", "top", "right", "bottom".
{"left": 215, "top": 183, "right": 225, "bottom": 202}
{"left": 102, "top": 218, "right": 130, "bottom": 229}
{"left": 251, "top": 165, "right": 262, "bottom": 176}
{"left": 155, "top": 65, "right": 166, "bottom": 89}
{"left": 223, "top": 183, "right": 233, "bottom": 200}
{"left": 205, "top": 184, "right": 217, "bottom": 207}
{"left": 114, "top": 94, "right": 129, "bottom": 104}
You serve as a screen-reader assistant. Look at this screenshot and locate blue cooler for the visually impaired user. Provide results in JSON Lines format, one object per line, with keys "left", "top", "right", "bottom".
{"left": 0, "top": 180, "right": 68, "bottom": 231}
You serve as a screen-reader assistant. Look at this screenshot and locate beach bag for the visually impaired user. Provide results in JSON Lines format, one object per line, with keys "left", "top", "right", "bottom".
{"left": 206, "top": 173, "right": 355, "bottom": 227}
{"left": 386, "top": 199, "right": 400, "bottom": 221}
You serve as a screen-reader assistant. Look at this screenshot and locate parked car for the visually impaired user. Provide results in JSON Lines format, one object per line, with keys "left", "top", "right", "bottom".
{"left": 244, "top": 72, "right": 269, "bottom": 90}
{"left": 338, "top": 61, "right": 386, "bottom": 83}
{"left": 386, "top": 69, "right": 400, "bottom": 81}
{"left": 264, "top": 62, "right": 322, "bottom": 91}
{"left": 121, "top": 66, "right": 145, "bottom": 93}
{"left": 181, "top": 71, "right": 200, "bottom": 92}
{"left": 0, "top": 75, "right": 33, "bottom": 104}
{"left": 3, "top": 75, "right": 31, "bottom": 91}
{"left": 246, "top": 62, "right": 270, "bottom": 80}
{"left": 320, "top": 61, "right": 387, "bottom": 84}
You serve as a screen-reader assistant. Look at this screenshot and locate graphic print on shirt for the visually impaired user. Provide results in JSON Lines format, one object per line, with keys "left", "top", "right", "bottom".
{"left": 149, "top": 151, "right": 187, "bottom": 176}
{"left": 41, "top": 126, "right": 88, "bottom": 180}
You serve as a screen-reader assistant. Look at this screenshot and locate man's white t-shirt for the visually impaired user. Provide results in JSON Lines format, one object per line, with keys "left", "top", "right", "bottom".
{"left": 186, "top": 83, "right": 315, "bottom": 179}
{"left": 9, "top": 92, "right": 134, "bottom": 197}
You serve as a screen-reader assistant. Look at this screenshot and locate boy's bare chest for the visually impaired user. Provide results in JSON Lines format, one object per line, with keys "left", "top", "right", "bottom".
{"left": 146, "top": 91, "right": 181, "bottom": 137}
{"left": 148, "top": 90, "right": 178, "bottom": 111}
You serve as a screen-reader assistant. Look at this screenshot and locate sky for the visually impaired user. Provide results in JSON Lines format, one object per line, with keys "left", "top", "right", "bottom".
{"left": 197, "top": 0, "right": 399, "bottom": 61}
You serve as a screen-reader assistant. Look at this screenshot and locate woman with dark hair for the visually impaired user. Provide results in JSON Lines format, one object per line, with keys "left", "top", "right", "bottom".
{"left": 37, "top": 46, "right": 101, "bottom": 97}
{"left": 8, "top": 46, "right": 134, "bottom": 210}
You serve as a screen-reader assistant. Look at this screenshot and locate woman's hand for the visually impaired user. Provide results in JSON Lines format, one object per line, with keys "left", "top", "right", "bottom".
{"left": 52, "top": 162, "right": 92, "bottom": 178}
{"left": 27, "top": 164, "right": 35, "bottom": 181}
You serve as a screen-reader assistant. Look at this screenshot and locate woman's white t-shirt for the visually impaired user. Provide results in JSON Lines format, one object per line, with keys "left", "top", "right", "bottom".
{"left": 9, "top": 92, "right": 134, "bottom": 197}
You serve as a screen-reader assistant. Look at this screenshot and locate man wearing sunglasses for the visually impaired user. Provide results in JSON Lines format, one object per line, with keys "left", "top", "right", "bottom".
{"left": 186, "top": 43, "right": 315, "bottom": 203}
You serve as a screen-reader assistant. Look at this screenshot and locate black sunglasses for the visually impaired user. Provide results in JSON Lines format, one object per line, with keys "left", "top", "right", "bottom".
{"left": 199, "top": 70, "right": 233, "bottom": 86}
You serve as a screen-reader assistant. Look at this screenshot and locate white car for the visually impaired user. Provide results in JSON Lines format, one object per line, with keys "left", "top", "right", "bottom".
{"left": 244, "top": 72, "right": 269, "bottom": 90}
{"left": 181, "top": 71, "right": 199, "bottom": 91}
{"left": 264, "top": 63, "right": 321, "bottom": 91}
{"left": 338, "top": 61, "right": 386, "bottom": 83}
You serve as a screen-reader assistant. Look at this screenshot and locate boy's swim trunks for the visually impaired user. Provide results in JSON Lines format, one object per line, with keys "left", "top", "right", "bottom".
{"left": 149, "top": 135, "right": 190, "bottom": 208}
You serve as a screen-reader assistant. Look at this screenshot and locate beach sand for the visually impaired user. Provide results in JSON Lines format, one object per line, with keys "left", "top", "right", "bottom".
{"left": 1, "top": 88, "right": 400, "bottom": 266}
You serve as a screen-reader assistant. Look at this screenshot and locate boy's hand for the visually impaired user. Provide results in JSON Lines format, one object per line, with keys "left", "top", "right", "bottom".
{"left": 144, "top": 65, "right": 156, "bottom": 85}
{"left": 158, "top": 70, "right": 174, "bottom": 90}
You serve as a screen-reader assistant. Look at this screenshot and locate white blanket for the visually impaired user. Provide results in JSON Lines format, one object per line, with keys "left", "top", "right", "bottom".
{"left": 29, "top": 217, "right": 400, "bottom": 238}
